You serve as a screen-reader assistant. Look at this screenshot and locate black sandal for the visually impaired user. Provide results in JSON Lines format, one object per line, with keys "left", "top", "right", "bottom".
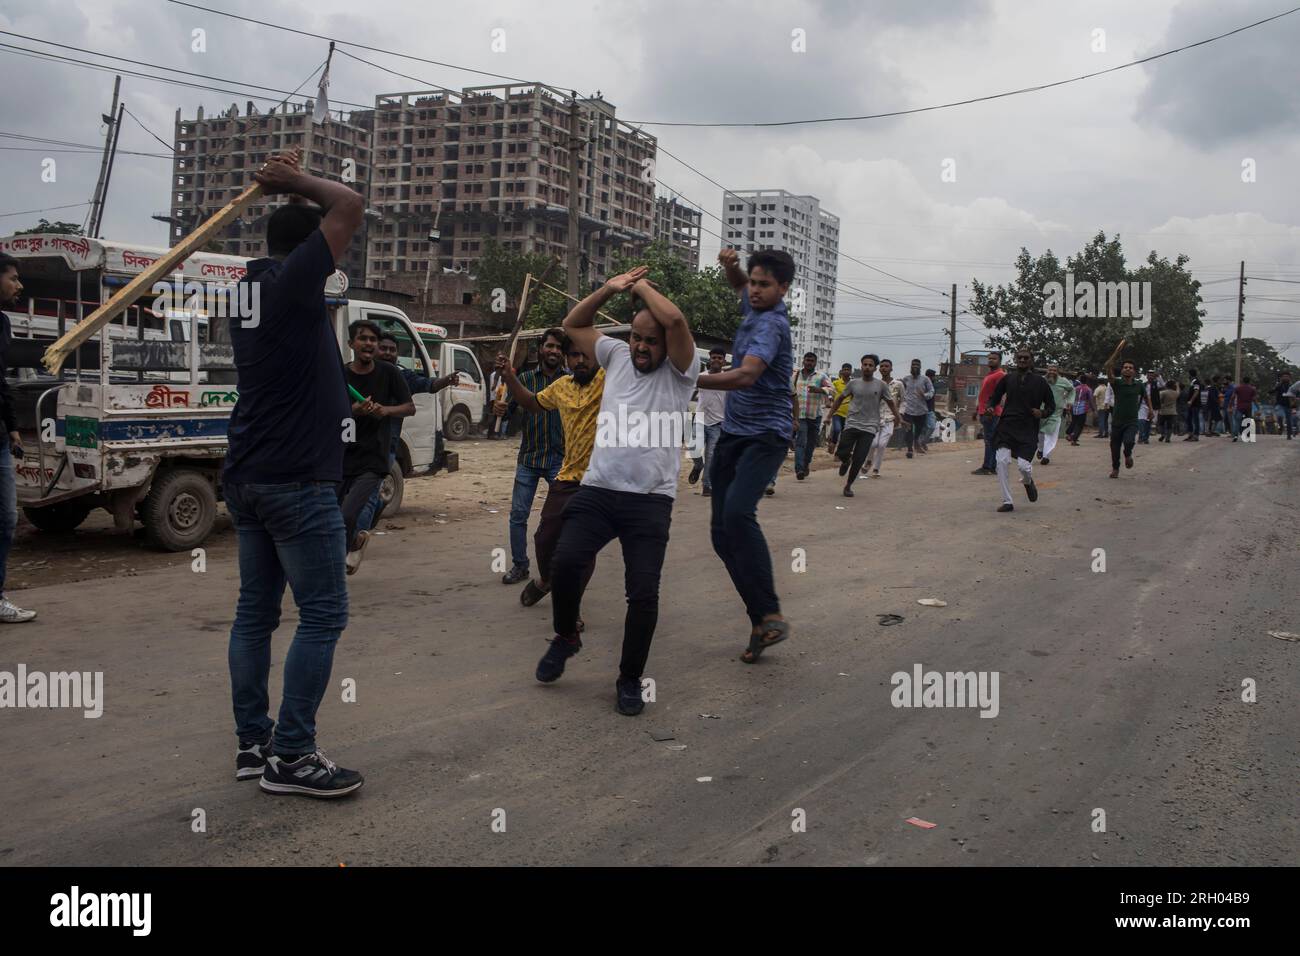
{"left": 741, "top": 618, "right": 790, "bottom": 664}
{"left": 520, "top": 579, "right": 550, "bottom": 607}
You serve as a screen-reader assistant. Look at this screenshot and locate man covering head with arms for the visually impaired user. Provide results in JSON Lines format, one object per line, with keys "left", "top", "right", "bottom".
{"left": 535, "top": 266, "right": 698, "bottom": 717}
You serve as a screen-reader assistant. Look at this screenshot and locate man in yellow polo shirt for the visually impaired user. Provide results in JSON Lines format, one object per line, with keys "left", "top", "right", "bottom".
{"left": 826, "top": 362, "right": 852, "bottom": 454}
{"left": 495, "top": 337, "right": 605, "bottom": 609}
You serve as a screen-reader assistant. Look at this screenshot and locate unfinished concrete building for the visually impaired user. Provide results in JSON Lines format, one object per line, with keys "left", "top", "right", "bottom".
{"left": 160, "top": 100, "right": 372, "bottom": 280}
{"left": 653, "top": 194, "right": 703, "bottom": 270}
{"left": 365, "top": 84, "right": 657, "bottom": 292}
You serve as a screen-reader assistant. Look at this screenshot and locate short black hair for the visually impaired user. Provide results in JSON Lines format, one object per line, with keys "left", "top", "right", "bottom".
{"left": 840, "top": 362, "right": 852, "bottom": 369}
{"left": 348, "top": 319, "right": 381, "bottom": 342}
{"left": 377, "top": 331, "right": 399, "bottom": 346}
{"left": 540, "top": 327, "right": 566, "bottom": 350}
{"left": 747, "top": 249, "right": 795, "bottom": 285}
{"left": 861, "top": 353, "right": 879, "bottom": 365}
{"left": 1188, "top": 367, "right": 1198, "bottom": 376}
{"left": 1242, "top": 376, "right": 1252, "bottom": 384}
{"left": 709, "top": 347, "right": 727, "bottom": 357}
{"left": 266, "top": 203, "right": 323, "bottom": 257}
{"left": 879, "top": 357, "right": 892, "bottom": 366}
{"left": 803, "top": 351, "right": 817, "bottom": 360}
{"left": 925, "top": 368, "right": 936, "bottom": 376}
{"left": 0, "top": 253, "right": 18, "bottom": 276}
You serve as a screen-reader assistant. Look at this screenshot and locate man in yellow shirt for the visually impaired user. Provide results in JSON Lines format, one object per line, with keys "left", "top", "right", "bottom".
{"left": 495, "top": 339, "right": 605, "bottom": 609}
{"left": 826, "top": 362, "right": 852, "bottom": 455}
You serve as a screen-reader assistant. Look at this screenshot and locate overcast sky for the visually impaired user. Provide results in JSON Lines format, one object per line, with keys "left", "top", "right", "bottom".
{"left": 2, "top": 0, "right": 1298, "bottom": 367}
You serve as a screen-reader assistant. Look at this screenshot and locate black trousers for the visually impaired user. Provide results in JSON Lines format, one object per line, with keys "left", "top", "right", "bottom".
{"left": 1109, "top": 421, "right": 1138, "bottom": 469}
{"left": 337, "top": 472, "right": 383, "bottom": 550}
{"left": 904, "top": 413, "right": 928, "bottom": 451}
{"left": 534, "top": 479, "right": 595, "bottom": 591}
{"left": 836, "top": 426, "right": 876, "bottom": 483}
{"left": 550, "top": 485, "right": 672, "bottom": 681}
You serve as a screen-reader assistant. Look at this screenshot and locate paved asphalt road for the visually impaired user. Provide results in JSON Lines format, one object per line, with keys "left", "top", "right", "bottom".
{"left": 1, "top": 434, "right": 1295, "bottom": 866}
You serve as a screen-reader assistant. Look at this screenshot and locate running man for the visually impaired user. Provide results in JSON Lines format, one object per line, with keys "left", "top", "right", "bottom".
{"left": 1066, "top": 373, "right": 1092, "bottom": 446}
{"left": 901, "top": 359, "right": 934, "bottom": 458}
{"left": 791, "top": 352, "right": 834, "bottom": 480}
{"left": 1103, "top": 340, "right": 1149, "bottom": 479}
{"left": 971, "top": 350, "right": 1005, "bottom": 473}
{"left": 535, "top": 266, "right": 698, "bottom": 716}
{"left": 867, "top": 358, "right": 904, "bottom": 478}
{"left": 825, "top": 353, "right": 900, "bottom": 496}
{"left": 826, "top": 362, "right": 853, "bottom": 455}
{"left": 495, "top": 329, "right": 567, "bottom": 585}
{"left": 1036, "top": 364, "right": 1074, "bottom": 465}
{"left": 988, "top": 348, "right": 1055, "bottom": 513}
{"left": 694, "top": 348, "right": 728, "bottom": 497}
{"left": 223, "top": 146, "right": 365, "bottom": 796}
{"left": 495, "top": 338, "right": 604, "bottom": 614}
{"left": 698, "top": 247, "right": 795, "bottom": 664}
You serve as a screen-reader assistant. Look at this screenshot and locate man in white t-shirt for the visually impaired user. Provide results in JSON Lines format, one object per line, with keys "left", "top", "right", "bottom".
{"left": 535, "top": 266, "right": 699, "bottom": 717}
{"left": 692, "top": 348, "right": 728, "bottom": 496}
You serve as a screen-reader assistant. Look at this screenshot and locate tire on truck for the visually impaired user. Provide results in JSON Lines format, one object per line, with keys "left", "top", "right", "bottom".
{"left": 445, "top": 405, "right": 472, "bottom": 441}
{"left": 141, "top": 467, "right": 217, "bottom": 552}
{"left": 22, "top": 499, "right": 93, "bottom": 533}
{"left": 375, "top": 455, "right": 404, "bottom": 521}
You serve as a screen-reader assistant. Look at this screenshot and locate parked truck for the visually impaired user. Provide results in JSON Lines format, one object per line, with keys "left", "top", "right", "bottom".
{"left": 0, "top": 233, "right": 487, "bottom": 550}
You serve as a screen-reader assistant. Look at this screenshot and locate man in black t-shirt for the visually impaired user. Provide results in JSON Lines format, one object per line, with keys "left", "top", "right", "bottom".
{"left": 224, "top": 147, "right": 367, "bottom": 798}
{"left": 341, "top": 320, "right": 413, "bottom": 573}
{"left": 989, "top": 348, "right": 1055, "bottom": 513}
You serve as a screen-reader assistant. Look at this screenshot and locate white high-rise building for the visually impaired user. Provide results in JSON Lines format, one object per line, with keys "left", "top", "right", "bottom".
{"left": 720, "top": 188, "right": 839, "bottom": 367}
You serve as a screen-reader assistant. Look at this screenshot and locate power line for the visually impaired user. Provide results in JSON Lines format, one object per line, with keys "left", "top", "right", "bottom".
{"left": 121, "top": 107, "right": 175, "bottom": 152}
{"left": 0, "top": 201, "right": 93, "bottom": 219}
{"left": 623, "top": 6, "right": 1300, "bottom": 126}
{"left": 0, "top": 145, "right": 171, "bottom": 159}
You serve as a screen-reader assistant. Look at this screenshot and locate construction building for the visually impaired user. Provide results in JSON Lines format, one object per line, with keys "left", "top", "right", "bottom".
{"left": 364, "top": 84, "right": 657, "bottom": 290}
{"left": 653, "top": 194, "right": 702, "bottom": 270}
{"left": 721, "top": 188, "right": 840, "bottom": 367}
{"left": 158, "top": 100, "right": 372, "bottom": 280}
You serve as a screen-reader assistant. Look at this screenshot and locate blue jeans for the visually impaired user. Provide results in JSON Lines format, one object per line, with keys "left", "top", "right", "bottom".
{"left": 709, "top": 430, "right": 788, "bottom": 626}
{"left": 0, "top": 443, "right": 14, "bottom": 598}
{"left": 980, "top": 413, "right": 999, "bottom": 470}
{"left": 794, "top": 417, "right": 820, "bottom": 473}
{"left": 358, "top": 434, "right": 400, "bottom": 533}
{"left": 1280, "top": 404, "right": 1297, "bottom": 438}
{"left": 225, "top": 481, "right": 349, "bottom": 756}
{"left": 830, "top": 416, "right": 845, "bottom": 445}
{"left": 1096, "top": 409, "right": 1110, "bottom": 437}
{"left": 509, "top": 458, "right": 561, "bottom": 570}
{"left": 702, "top": 422, "right": 723, "bottom": 492}
{"left": 1138, "top": 419, "right": 1151, "bottom": 442}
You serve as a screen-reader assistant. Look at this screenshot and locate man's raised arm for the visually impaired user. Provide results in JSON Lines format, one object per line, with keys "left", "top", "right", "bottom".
{"left": 563, "top": 266, "right": 648, "bottom": 357}
{"left": 717, "top": 247, "right": 748, "bottom": 295}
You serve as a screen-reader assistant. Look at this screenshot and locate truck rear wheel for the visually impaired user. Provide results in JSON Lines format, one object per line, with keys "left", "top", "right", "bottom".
{"left": 22, "top": 500, "right": 93, "bottom": 533}
{"left": 142, "top": 468, "right": 217, "bottom": 551}
{"left": 445, "top": 408, "right": 471, "bottom": 441}
{"left": 376, "top": 457, "right": 404, "bottom": 520}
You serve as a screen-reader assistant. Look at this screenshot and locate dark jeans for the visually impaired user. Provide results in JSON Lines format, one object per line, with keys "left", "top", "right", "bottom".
{"left": 550, "top": 485, "right": 672, "bottom": 681}
{"left": 1185, "top": 404, "right": 1200, "bottom": 436}
{"left": 904, "top": 413, "right": 928, "bottom": 452}
{"left": 358, "top": 433, "right": 400, "bottom": 533}
{"left": 794, "top": 416, "right": 820, "bottom": 473}
{"left": 338, "top": 472, "right": 383, "bottom": 550}
{"left": 980, "top": 413, "right": 999, "bottom": 469}
{"left": 1110, "top": 421, "right": 1138, "bottom": 470}
{"left": 225, "top": 481, "right": 349, "bottom": 756}
{"left": 1066, "top": 412, "right": 1086, "bottom": 442}
{"left": 1138, "top": 419, "right": 1152, "bottom": 443}
{"left": 836, "top": 426, "right": 876, "bottom": 484}
{"left": 0, "top": 443, "right": 14, "bottom": 598}
{"left": 534, "top": 479, "right": 595, "bottom": 591}
{"left": 709, "top": 430, "right": 788, "bottom": 627}
{"left": 509, "top": 458, "right": 562, "bottom": 570}
{"left": 1158, "top": 414, "right": 1175, "bottom": 440}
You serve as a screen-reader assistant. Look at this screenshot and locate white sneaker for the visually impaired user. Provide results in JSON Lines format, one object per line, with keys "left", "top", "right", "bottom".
{"left": 345, "top": 531, "right": 370, "bottom": 576}
{"left": 0, "top": 598, "right": 36, "bottom": 623}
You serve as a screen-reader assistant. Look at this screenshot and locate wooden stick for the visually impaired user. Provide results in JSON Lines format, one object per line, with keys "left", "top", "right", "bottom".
{"left": 42, "top": 182, "right": 265, "bottom": 374}
{"left": 534, "top": 278, "right": 621, "bottom": 327}
{"left": 504, "top": 257, "right": 559, "bottom": 367}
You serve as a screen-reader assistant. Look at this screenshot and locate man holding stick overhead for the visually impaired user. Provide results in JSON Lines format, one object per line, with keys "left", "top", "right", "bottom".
{"left": 223, "top": 147, "right": 366, "bottom": 798}
{"left": 1103, "top": 339, "right": 1150, "bottom": 479}
{"left": 534, "top": 266, "right": 698, "bottom": 717}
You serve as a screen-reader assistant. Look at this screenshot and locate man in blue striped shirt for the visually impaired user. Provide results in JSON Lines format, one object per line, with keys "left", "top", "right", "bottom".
{"left": 493, "top": 328, "right": 567, "bottom": 584}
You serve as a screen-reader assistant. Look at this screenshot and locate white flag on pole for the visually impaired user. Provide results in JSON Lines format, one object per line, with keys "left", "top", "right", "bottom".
{"left": 312, "top": 61, "right": 330, "bottom": 125}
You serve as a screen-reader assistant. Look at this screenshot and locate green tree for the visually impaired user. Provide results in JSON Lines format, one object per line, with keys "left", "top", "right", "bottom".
{"left": 14, "top": 219, "right": 83, "bottom": 236}
{"left": 605, "top": 242, "right": 740, "bottom": 339}
{"left": 1186, "top": 337, "right": 1299, "bottom": 385}
{"left": 969, "top": 231, "right": 1204, "bottom": 372}
{"left": 474, "top": 238, "right": 564, "bottom": 328}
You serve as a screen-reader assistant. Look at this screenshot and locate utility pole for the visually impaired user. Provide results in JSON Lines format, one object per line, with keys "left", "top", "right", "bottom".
{"left": 87, "top": 76, "right": 121, "bottom": 236}
{"left": 948, "top": 283, "right": 958, "bottom": 412}
{"left": 93, "top": 102, "right": 125, "bottom": 238}
{"left": 567, "top": 91, "right": 582, "bottom": 301}
{"left": 1233, "top": 260, "right": 1245, "bottom": 381}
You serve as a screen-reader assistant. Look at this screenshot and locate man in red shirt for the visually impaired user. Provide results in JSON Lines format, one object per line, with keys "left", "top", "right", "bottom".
{"left": 971, "top": 351, "right": 1005, "bottom": 475}
{"left": 1231, "top": 377, "right": 1257, "bottom": 442}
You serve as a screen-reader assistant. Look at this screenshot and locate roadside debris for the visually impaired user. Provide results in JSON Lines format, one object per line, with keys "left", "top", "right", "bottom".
{"left": 905, "top": 817, "right": 937, "bottom": 829}
{"left": 877, "top": 613, "right": 905, "bottom": 626}
{"left": 917, "top": 598, "right": 947, "bottom": 607}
